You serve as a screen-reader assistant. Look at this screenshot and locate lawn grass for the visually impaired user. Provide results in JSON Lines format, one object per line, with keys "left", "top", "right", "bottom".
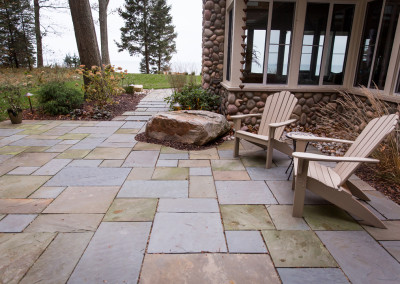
{"left": 122, "top": 73, "right": 201, "bottom": 89}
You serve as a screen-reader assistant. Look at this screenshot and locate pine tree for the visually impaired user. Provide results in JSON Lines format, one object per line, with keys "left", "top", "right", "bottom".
{"left": 148, "top": 0, "right": 176, "bottom": 73}
{"left": 0, "top": 0, "right": 36, "bottom": 69}
{"left": 118, "top": 0, "right": 176, "bottom": 74}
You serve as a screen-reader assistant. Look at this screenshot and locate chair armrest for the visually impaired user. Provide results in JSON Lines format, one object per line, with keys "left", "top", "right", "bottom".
{"left": 230, "top": 114, "right": 262, "bottom": 120}
{"left": 289, "top": 135, "right": 354, "bottom": 144}
{"left": 292, "top": 152, "right": 379, "bottom": 163}
{"left": 269, "top": 119, "right": 297, "bottom": 128}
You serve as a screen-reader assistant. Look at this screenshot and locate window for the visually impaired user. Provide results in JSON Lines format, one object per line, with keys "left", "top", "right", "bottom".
{"left": 242, "top": 1, "right": 295, "bottom": 84}
{"left": 299, "top": 2, "right": 354, "bottom": 85}
{"left": 226, "top": 9, "right": 233, "bottom": 81}
{"left": 355, "top": 0, "right": 400, "bottom": 90}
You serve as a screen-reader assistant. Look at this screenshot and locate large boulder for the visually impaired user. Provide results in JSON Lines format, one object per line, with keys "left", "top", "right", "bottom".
{"left": 146, "top": 110, "right": 230, "bottom": 146}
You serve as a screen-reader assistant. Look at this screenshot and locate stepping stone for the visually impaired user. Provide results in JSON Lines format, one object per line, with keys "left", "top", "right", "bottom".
{"left": 179, "top": 159, "right": 210, "bottom": 167}
{"left": 56, "top": 149, "right": 90, "bottom": 159}
{"left": 266, "top": 181, "right": 328, "bottom": 204}
{"left": 189, "top": 167, "right": 212, "bottom": 175}
{"left": 25, "top": 214, "right": 103, "bottom": 232}
{"left": 0, "top": 214, "right": 37, "bottom": 232}
{"left": 380, "top": 241, "right": 400, "bottom": 262}
{"left": 366, "top": 191, "right": 400, "bottom": 219}
{"left": 29, "top": 186, "right": 65, "bottom": 198}
{"left": 118, "top": 180, "right": 188, "bottom": 198}
{"left": 140, "top": 254, "right": 280, "bottom": 284}
{"left": 0, "top": 232, "right": 56, "bottom": 284}
{"left": 70, "top": 137, "right": 105, "bottom": 150}
{"left": 214, "top": 170, "right": 251, "bottom": 180}
{"left": 263, "top": 230, "right": 337, "bottom": 268}
{"left": 226, "top": 231, "right": 268, "bottom": 253}
{"left": 0, "top": 199, "right": 52, "bottom": 213}
{"left": 317, "top": 231, "right": 400, "bottom": 284}
{"left": 133, "top": 142, "right": 161, "bottom": 150}
{"left": 148, "top": 212, "right": 227, "bottom": 253}
{"left": 85, "top": 147, "right": 131, "bottom": 160}
{"left": 159, "top": 153, "right": 189, "bottom": 160}
{"left": 190, "top": 148, "right": 219, "bottom": 159}
{"left": 158, "top": 198, "right": 219, "bottom": 213}
{"left": 277, "top": 268, "right": 349, "bottom": 284}
{"left": 189, "top": 176, "right": 216, "bottom": 198}
{"left": 44, "top": 186, "right": 119, "bottom": 213}
{"left": 104, "top": 198, "right": 157, "bottom": 221}
{"left": 20, "top": 232, "right": 93, "bottom": 284}
{"left": 46, "top": 167, "right": 130, "bottom": 186}
{"left": 247, "top": 167, "right": 289, "bottom": 181}
{"left": 211, "top": 159, "right": 245, "bottom": 171}
{"left": 99, "top": 159, "right": 124, "bottom": 167}
{"left": 216, "top": 181, "right": 277, "bottom": 204}
{"left": 156, "top": 159, "right": 178, "bottom": 167}
{"left": 303, "top": 205, "right": 362, "bottom": 230}
{"left": 362, "top": 221, "right": 400, "bottom": 240}
{"left": 33, "top": 158, "right": 71, "bottom": 175}
{"left": 123, "top": 151, "right": 159, "bottom": 167}
{"left": 68, "top": 222, "right": 151, "bottom": 284}
{"left": 267, "top": 205, "right": 310, "bottom": 230}
{"left": 8, "top": 166, "right": 39, "bottom": 175}
{"left": 152, "top": 167, "right": 189, "bottom": 180}
{"left": 0, "top": 175, "right": 51, "bottom": 198}
{"left": 127, "top": 168, "right": 154, "bottom": 180}
{"left": 220, "top": 205, "right": 275, "bottom": 230}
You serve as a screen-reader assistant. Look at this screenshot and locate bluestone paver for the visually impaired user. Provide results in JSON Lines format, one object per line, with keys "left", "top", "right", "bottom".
{"left": 8, "top": 166, "right": 39, "bottom": 175}
{"left": 214, "top": 170, "right": 251, "bottom": 180}
{"left": 267, "top": 205, "right": 310, "bottom": 230}
{"left": 148, "top": 212, "right": 227, "bottom": 253}
{"left": 44, "top": 186, "right": 119, "bottom": 213}
{"left": 158, "top": 198, "right": 219, "bottom": 213}
{"left": 277, "top": 268, "right": 350, "bottom": 284}
{"left": 104, "top": 198, "right": 158, "bottom": 221}
{"left": 226, "top": 231, "right": 268, "bottom": 253}
{"left": 156, "top": 159, "right": 178, "bottom": 167}
{"left": 366, "top": 191, "right": 400, "bottom": 219}
{"left": 0, "top": 199, "right": 52, "bottom": 214}
{"left": 33, "top": 158, "right": 71, "bottom": 175}
{"left": 0, "top": 175, "right": 51, "bottom": 198}
{"left": 99, "top": 159, "right": 124, "bottom": 167}
{"left": 121, "top": 121, "right": 146, "bottom": 129}
{"left": 67, "top": 159, "right": 102, "bottom": 167}
{"left": 189, "top": 176, "right": 216, "bottom": 198}
{"left": 85, "top": 147, "right": 131, "bottom": 160}
{"left": 362, "top": 221, "right": 400, "bottom": 240}
{"left": 317, "top": 231, "right": 400, "bottom": 284}
{"left": 152, "top": 167, "right": 189, "bottom": 180}
{"left": 126, "top": 167, "right": 154, "bottom": 180}
{"left": 45, "top": 167, "right": 130, "bottom": 186}
{"left": 220, "top": 205, "right": 275, "bottom": 230}
{"left": 247, "top": 166, "right": 289, "bottom": 181}
{"left": 179, "top": 159, "right": 210, "bottom": 167}
{"left": 56, "top": 149, "right": 90, "bottom": 159}
{"left": 189, "top": 167, "right": 212, "bottom": 175}
{"left": 263, "top": 230, "right": 337, "bottom": 268}
{"left": 70, "top": 137, "right": 105, "bottom": 150}
{"left": 68, "top": 222, "right": 151, "bottom": 284}
{"left": 118, "top": 180, "right": 188, "bottom": 198}
{"left": 133, "top": 142, "right": 161, "bottom": 150}
{"left": 140, "top": 254, "right": 280, "bottom": 283}
{"left": 216, "top": 181, "right": 277, "bottom": 204}
{"left": 380, "top": 241, "right": 400, "bottom": 262}
{"left": 159, "top": 153, "right": 189, "bottom": 160}
{"left": 190, "top": 148, "right": 219, "bottom": 159}
{"left": 25, "top": 214, "right": 103, "bottom": 232}
{"left": 29, "top": 186, "right": 65, "bottom": 198}
{"left": 0, "top": 214, "right": 37, "bottom": 232}
{"left": 123, "top": 150, "right": 159, "bottom": 167}
{"left": 0, "top": 233, "right": 56, "bottom": 284}
{"left": 211, "top": 159, "right": 245, "bottom": 171}
{"left": 11, "top": 138, "right": 60, "bottom": 147}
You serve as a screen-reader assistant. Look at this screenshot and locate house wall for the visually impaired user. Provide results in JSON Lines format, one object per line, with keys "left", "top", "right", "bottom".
{"left": 202, "top": 0, "right": 226, "bottom": 94}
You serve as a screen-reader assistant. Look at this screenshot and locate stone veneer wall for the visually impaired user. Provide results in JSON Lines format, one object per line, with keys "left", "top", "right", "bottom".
{"left": 220, "top": 89, "right": 340, "bottom": 128}
{"left": 202, "top": 0, "right": 226, "bottom": 95}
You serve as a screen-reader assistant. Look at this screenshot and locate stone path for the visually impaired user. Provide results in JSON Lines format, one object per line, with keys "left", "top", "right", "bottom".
{"left": 0, "top": 88, "right": 400, "bottom": 283}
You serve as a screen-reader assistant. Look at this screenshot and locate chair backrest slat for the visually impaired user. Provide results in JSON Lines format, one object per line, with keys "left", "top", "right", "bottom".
{"left": 334, "top": 114, "right": 399, "bottom": 184}
{"left": 259, "top": 91, "right": 297, "bottom": 139}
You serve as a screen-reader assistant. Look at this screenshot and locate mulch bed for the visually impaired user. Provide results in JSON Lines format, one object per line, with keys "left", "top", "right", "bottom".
{"left": 22, "top": 92, "right": 146, "bottom": 121}
{"left": 135, "top": 131, "right": 234, "bottom": 151}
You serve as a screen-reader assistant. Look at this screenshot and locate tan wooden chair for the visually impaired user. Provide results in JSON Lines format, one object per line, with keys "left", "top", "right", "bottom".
{"left": 232, "top": 91, "right": 298, "bottom": 168}
{"left": 291, "top": 114, "right": 399, "bottom": 228}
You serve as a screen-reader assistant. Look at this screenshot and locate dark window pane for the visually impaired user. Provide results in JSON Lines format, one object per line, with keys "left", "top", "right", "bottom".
{"left": 323, "top": 4, "right": 354, "bottom": 85}
{"left": 243, "top": 1, "right": 268, "bottom": 83}
{"left": 370, "top": 0, "right": 400, "bottom": 89}
{"left": 298, "top": 3, "right": 329, "bottom": 85}
{"left": 267, "top": 2, "right": 295, "bottom": 84}
{"left": 226, "top": 9, "right": 233, "bottom": 81}
{"left": 354, "top": 0, "right": 383, "bottom": 87}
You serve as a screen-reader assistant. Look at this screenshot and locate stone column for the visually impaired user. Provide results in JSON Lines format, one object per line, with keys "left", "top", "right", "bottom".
{"left": 202, "top": 0, "right": 226, "bottom": 94}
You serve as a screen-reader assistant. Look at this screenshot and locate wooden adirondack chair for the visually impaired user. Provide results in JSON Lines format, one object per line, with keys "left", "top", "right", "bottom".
{"left": 291, "top": 114, "right": 399, "bottom": 228}
{"left": 232, "top": 91, "right": 298, "bottom": 168}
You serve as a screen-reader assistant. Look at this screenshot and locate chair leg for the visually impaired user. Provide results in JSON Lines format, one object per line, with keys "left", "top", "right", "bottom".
{"left": 345, "top": 180, "right": 371, "bottom": 201}
{"left": 233, "top": 137, "right": 240, "bottom": 157}
{"left": 292, "top": 161, "right": 308, "bottom": 217}
{"left": 266, "top": 140, "right": 273, "bottom": 169}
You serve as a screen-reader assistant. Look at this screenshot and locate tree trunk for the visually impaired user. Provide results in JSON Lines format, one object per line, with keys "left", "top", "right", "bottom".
{"left": 68, "top": 0, "right": 101, "bottom": 89}
{"left": 99, "top": 0, "right": 110, "bottom": 66}
{"left": 34, "top": 0, "right": 43, "bottom": 67}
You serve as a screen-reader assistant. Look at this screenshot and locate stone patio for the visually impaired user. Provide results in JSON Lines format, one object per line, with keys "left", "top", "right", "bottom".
{"left": 0, "top": 89, "right": 400, "bottom": 283}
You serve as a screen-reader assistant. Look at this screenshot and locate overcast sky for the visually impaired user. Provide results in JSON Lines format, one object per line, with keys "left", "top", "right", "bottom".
{"left": 40, "top": 0, "right": 202, "bottom": 73}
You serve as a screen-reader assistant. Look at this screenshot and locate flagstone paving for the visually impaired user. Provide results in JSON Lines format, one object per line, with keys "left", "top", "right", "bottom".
{"left": 1, "top": 88, "right": 400, "bottom": 283}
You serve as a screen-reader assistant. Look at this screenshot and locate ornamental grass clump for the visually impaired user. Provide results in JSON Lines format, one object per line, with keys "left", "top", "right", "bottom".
{"left": 318, "top": 86, "right": 400, "bottom": 184}
{"left": 78, "top": 65, "right": 125, "bottom": 109}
